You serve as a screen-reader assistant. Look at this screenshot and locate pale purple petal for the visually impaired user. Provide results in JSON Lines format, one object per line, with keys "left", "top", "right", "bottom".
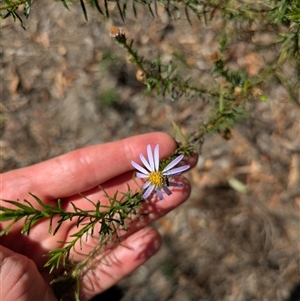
{"left": 142, "top": 181, "right": 151, "bottom": 189}
{"left": 140, "top": 153, "right": 152, "bottom": 171}
{"left": 163, "top": 164, "right": 190, "bottom": 176}
{"left": 132, "top": 144, "right": 188, "bottom": 201}
{"left": 136, "top": 172, "right": 149, "bottom": 179}
{"left": 156, "top": 188, "right": 164, "bottom": 200}
{"left": 147, "top": 145, "right": 155, "bottom": 171}
{"left": 168, "top": 181, "right": 183, "bottom": 187}
{"left": 131, "top": 160, "right": 149, "bottom": 175}
{"left": 143, "top": 184, "right": 155, "bottom": 199}
{"left": 162, "top": 186, "right": 172, "bottom": 196}
{"left": 162, "top": 155, "right": 184, "bottom": 172}
{"left": 154, "top": 144, "right": 160, "bottom": 171}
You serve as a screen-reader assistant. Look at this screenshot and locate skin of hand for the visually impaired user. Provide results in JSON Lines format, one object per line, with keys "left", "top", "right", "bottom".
{"left": 0, "top": 132, "right": 197, "bottom": 301}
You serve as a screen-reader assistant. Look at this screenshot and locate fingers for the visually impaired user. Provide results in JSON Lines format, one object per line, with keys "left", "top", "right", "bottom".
{"left": 0, "top": 245, "right": 57, "bottom": 301}
{"left": 67, "top": 175, "right": 191, "bottom": 261}
{"left": 79, "top": 227, "right": 162, "bottom": 300}
{"left": 1, "top": 132, "right": 177, "bottom": 201}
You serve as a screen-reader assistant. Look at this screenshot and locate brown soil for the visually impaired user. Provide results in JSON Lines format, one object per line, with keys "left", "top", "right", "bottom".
{"left": 1, "top": 2, "right": 300, "bottom": 301}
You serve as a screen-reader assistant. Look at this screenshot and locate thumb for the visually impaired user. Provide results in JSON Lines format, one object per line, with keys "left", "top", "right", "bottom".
{"left": 0, "top": 245, "right": 57, "bottom": 301}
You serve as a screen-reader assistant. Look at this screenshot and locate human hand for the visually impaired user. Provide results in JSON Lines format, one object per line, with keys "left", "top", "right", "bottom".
{"left": 0, "top": 132, "right": 196, "bottom": 301}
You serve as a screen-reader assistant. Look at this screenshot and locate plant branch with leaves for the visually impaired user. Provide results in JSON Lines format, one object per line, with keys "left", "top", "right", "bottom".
{"left": 1, "top": 0, "right": 299, "bottom": 300}
{"left": 0, "top": 133, "right": 196, "bottom": 301}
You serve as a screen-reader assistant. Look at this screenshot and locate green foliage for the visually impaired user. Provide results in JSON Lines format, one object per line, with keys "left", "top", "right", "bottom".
{"left": 104, "top": 0, "right": 299, "bottom": 147}
{"left": 98, "top": 88, "right": 119, "bottom": 106}
{"left": 287, "top": 2, "right": 300, "bottom": 26}
{"left": 0, "top": 188, "right": 146, "bottom": 300}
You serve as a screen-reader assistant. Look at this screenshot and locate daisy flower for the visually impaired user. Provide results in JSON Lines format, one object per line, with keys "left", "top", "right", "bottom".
{"left": 131, "top": 144, "right": 190, "bottom": 200}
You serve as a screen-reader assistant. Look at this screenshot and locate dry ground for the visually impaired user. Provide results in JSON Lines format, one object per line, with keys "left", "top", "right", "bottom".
{"left": 1, "top": 1, "right": 300, "bottom": 301}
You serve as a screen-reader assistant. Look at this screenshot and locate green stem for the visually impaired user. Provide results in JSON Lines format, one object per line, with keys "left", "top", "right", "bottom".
{"left": 0, "top": 0, "right": 28, "bottom": 11}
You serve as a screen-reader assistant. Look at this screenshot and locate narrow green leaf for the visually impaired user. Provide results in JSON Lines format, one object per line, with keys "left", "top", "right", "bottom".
{"left": 104, "top": 0, "right": 109, "bottom": 17}
{"left": 116, "top": 0, "right": 125, "bottom": 22}
{"left": 132, "top": 1, "right": 137, "bottom": 17}
{"left": 80, "top": 0, "right": 88, "bottom": 21}
{"left": 93, "top": 0, "right": 103, "bottom": 15}
{"left": 185, "top": 4, "right": 192, "bottom": 26}
{"left": 1, "top": 199, "right": 34, "bottom": 211}
{"left": 60, "top": 0, "right": 70, "bottom": 10}
{"left": 29, "top": 193, "right": 47, "bottom": 208}
{"left": 0, "top": 218, "right": 23, "bottom": 235}
{"left": 147, "top": 3, "right": 154, "bottom": 18}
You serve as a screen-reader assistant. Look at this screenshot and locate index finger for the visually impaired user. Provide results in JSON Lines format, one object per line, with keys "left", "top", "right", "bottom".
{"left": 1, "top": 133, "right": 177, "bottom": 201}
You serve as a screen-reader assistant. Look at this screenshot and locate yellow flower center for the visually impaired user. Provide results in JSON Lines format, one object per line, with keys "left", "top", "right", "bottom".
{"left": 148, "top": 171, "right": 164, "bottom": 187}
